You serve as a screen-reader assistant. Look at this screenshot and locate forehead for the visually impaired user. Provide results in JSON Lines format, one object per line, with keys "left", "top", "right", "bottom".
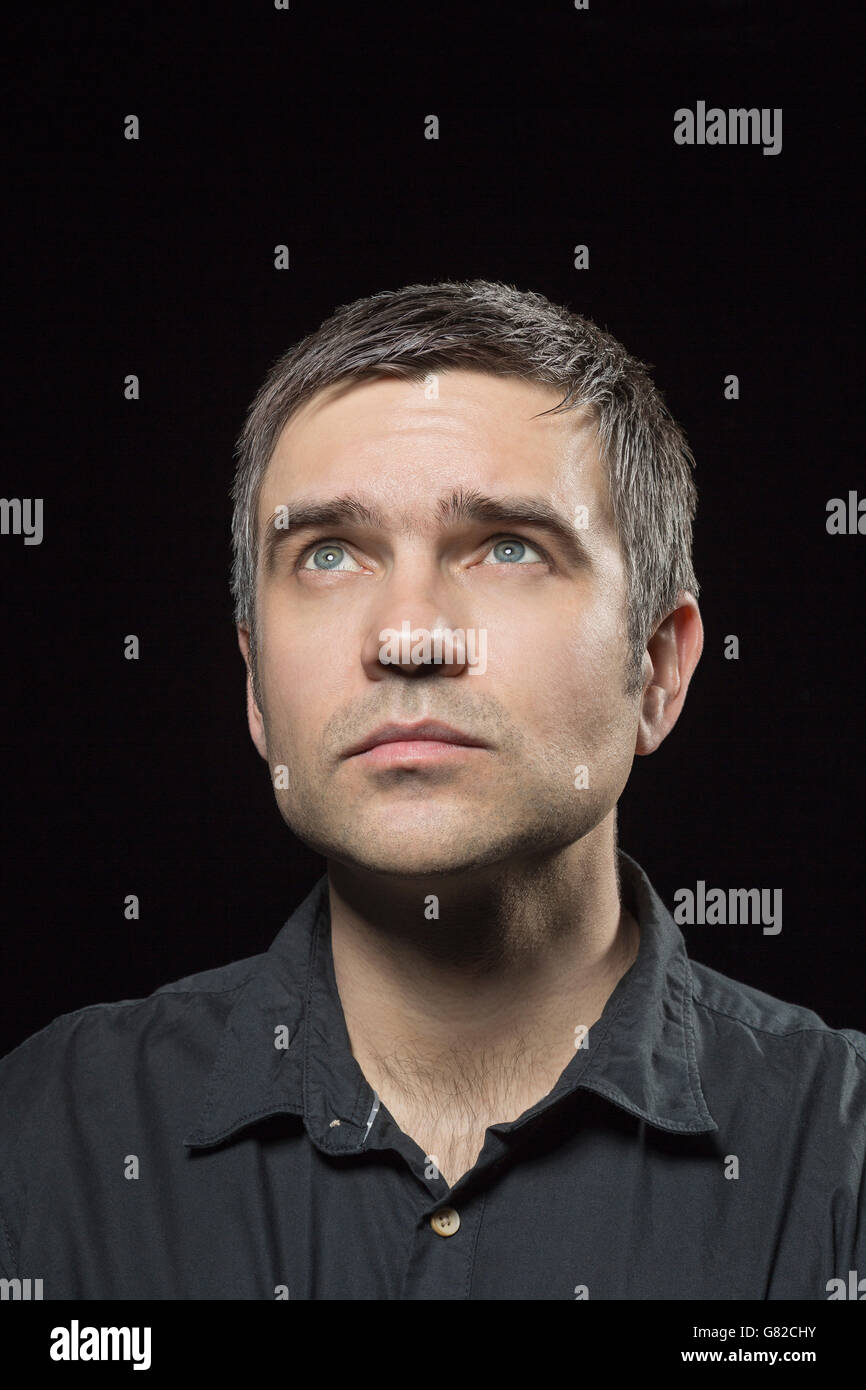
{"left": 257, "top": 369, "right": 613, "bottom": 533}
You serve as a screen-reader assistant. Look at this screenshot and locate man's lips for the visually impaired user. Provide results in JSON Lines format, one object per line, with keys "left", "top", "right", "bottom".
{"left": 342, "top": 720, "right": 491, "bottom": 760}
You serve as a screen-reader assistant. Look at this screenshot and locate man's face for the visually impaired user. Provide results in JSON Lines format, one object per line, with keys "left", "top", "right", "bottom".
{"left": 242, "top": 369, "right": 644, "bottom": 877}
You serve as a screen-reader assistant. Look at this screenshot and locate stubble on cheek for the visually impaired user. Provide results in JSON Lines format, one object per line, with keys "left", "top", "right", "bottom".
{"left": 263, "top": 708, "right": 620, "bottom": 873}
{"left": 253, "top": 603, "right": 635, "bottom": 866}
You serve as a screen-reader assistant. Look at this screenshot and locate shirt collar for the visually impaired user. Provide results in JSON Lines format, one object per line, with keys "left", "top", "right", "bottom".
{"left": 184, "top": 849, "right": 718, "bottom": 1153}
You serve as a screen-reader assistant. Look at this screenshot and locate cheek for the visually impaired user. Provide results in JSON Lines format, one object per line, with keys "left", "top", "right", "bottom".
{"left": 499, "top": 606, "right": 627, "bottom": 741}
{"left": 256, "top": 604, "right": 309, "bottom": 717}
{"left": 501, "top": 600, "right": 620, "bottom": 686}
{"left": 258, "top": 605, "right": 359, "bottom": 740}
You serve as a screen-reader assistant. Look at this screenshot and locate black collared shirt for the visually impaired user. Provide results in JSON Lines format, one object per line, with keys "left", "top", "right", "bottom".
{"left": 2, "top": 850, "right": 865, "bottom": 1300}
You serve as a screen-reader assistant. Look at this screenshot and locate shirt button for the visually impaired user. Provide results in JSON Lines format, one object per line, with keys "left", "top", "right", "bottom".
{"left": 430, "top": 1207, "right": 460, "bottom": 1237}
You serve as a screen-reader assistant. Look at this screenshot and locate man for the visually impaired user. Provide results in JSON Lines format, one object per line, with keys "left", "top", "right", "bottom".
{"left": 2, "top": 280, "right": 864, "bottom": 1299}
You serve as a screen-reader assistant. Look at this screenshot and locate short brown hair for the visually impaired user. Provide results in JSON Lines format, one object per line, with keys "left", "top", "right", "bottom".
{"left": 230, "top": 279, "right": 699, "bottom": 699}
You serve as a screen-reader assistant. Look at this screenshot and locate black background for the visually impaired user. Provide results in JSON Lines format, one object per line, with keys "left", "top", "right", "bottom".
{"left": 3, "top": 1, "right": 862, "bottom": 1059}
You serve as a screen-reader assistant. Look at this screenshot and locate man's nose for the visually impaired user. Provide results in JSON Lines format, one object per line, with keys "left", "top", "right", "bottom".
{"left": 361, "top": 580, "right": 477, "bottom": 680}
{"left": 371, "top": 614, "right": 474, "bottom": 678}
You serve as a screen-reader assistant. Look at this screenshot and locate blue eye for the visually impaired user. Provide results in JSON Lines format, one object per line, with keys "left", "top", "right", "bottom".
{"left": 482, "top": 537, "right": 544, "bottom": 565}
{"left": 302, "top": 543, "right": 362, "bottom": 572}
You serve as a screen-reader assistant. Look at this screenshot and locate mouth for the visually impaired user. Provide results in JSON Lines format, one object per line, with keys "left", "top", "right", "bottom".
{"left": 343, "top": 719, "right": 491, "bottom": 765}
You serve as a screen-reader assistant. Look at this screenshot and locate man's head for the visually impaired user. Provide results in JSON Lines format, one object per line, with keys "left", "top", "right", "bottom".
{"left": 230, "top": 280, "right": 702, "bottom": 878}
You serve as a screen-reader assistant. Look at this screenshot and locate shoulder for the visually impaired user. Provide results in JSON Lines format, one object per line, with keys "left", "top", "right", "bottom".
{"left": 0, "top": 952, "right": 264, "bottom": 1121}
{"left": 0, "top": 952, "right": 271, "bottom": 1280}
{"left": 2, "top": 950, "right": 263, "bottom": 1046}
{"left": 689, "top": 957, "right": 866, "bottom": 1059}
{"left": 687, "top": 957, "right": 866, "bottom": 1131}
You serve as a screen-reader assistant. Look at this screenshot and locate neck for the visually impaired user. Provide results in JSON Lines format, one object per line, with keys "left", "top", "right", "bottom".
{"left": 326, "top": 816, "right": 640, "bottom": 1113}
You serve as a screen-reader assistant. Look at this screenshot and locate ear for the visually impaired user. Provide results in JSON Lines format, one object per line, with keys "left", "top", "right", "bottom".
{"left": 634, "top": 594, "right": 703, "bottom": 756}
{"left": 237, "top": 626, "right": 268, "bottom": 761}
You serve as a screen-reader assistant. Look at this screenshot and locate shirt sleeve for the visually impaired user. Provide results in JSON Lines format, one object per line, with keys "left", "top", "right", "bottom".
{"left": 0, "top": 1016, "right": 67, "bottom": 1280}
{"left": 840, "top": 1029, "right": 866, "bottom": 1274}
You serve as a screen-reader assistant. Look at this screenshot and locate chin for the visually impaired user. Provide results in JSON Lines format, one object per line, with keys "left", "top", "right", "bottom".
{"left": 319, "top": 824, "right": 505, "bottom": 879}
{"left": 335, "top": 845, "right": 483, "bottom": 879}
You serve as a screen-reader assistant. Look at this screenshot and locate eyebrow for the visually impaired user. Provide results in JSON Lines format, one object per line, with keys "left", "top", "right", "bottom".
{"left": 259, "top": 488, "right": 594, "bottom": 575}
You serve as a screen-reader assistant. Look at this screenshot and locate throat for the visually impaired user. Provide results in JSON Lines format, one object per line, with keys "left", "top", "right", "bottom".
{"left": 363, "top": 1038, "right": 568, "bottom": 1188}
{"left": 401, "top": 1117, "right": 490, "bottom": 1190}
